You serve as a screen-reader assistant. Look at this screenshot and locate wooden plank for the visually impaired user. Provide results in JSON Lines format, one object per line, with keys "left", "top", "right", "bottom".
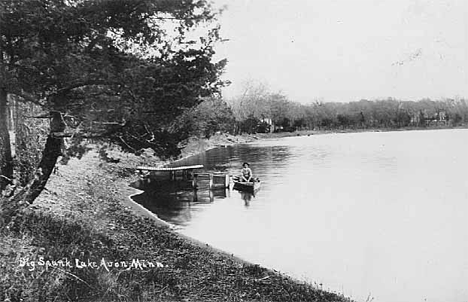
{"left": 194, "top": 172, "right": 226, "bottom": 176}
{"left": 137, "top": 165, "right": 203, "bottom": 171}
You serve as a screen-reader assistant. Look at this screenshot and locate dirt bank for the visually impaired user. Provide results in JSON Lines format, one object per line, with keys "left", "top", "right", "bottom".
{"left": 0, "top": 136, "right": 353, "bottom": 302}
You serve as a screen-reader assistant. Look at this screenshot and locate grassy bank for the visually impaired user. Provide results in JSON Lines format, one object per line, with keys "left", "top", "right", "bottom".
{"left": 0, "top": 135, "right": 353, "bottom": 302}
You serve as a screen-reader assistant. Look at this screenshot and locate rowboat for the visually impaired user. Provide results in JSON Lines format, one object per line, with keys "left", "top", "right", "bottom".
{"left": 232, "top": 178, "right": 261, "bottom": 192}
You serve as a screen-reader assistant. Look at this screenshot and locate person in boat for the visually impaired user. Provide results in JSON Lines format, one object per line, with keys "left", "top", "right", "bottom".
{"left": 240, "top": 162, "right": 253, "bottom": 182}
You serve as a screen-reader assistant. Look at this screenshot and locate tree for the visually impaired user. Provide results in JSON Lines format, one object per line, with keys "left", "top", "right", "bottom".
{"left": 0, "top": 16, "right": 13, "bottom": 191}
{"left": 240, "top": 115, "right": 260, "bottom": 134}
{"left": 0, "top": 0, "right": 225, "bottom": 209}
{"left": 267, "top": 92, "right": 289, "bottom": 127}
{"left": 227, "top": 80, "right": 271, "bottom": 122}
{"left": 177, "top": 97, "right": 235, "bottom": 138}
{"left": 0, "top": 88, "right": 12, "bottom": 191}
{"left": 228, "top": 81, "right": 304, "bottom": 133}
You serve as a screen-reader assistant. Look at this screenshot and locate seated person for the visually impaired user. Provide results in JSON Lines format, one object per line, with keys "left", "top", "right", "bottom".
{"left": 240, "top": 162, "right": 253, "bottom": 182}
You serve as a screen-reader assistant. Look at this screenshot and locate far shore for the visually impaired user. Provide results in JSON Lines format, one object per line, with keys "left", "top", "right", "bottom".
{"left": 178, "top": 124, "right": 467, "bottom": 161}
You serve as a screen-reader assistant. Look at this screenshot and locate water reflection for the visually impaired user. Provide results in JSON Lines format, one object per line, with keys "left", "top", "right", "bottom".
{"left": 130, "top": 143, "right": 290, "bottom": 225}
{"left": 131, "top": 178, "right": 233, "bottom": 226}
{"left": 172, "top": 144, "right": 293, "bottom": 178}
{"left": 238, "top": 191, "right": 255, "bottom": 207}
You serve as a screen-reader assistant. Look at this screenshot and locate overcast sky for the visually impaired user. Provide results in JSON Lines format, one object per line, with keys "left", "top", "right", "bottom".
{"left": 211, "top": 0, "right": 468, "bottom": 103}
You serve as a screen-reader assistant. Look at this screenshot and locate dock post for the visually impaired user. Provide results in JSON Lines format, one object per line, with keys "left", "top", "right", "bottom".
{"left": 225, "top": 174, "right": 230, "bottom": 188}
{"left": 209, "top": 173, "right": 213, "bottom": 190}
{"left": 192, "top": 174, "right": 198, "bottom": 189}
{"left": 209, "top": 190, "right": 214, "bottom": 202}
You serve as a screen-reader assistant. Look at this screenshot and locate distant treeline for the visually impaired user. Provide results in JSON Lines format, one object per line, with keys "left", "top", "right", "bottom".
{"left": 181, "top": 87, "right": 468, "bottom": 137}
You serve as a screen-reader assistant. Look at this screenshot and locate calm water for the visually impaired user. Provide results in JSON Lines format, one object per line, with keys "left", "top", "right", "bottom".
{"left": 132, "top": 129, "right": 468, "bottom": 302}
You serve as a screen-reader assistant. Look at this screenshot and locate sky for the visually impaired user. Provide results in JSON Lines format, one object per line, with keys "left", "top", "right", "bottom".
{"left": 210, "top": 0, "right": 468, "bottom": 103}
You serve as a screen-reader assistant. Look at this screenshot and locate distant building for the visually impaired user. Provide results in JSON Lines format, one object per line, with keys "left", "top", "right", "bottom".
{"left": 260, "top": 117, "right": 274, "bottom": 133}
{"left": 411, "top": 110, "right": 448, "bottom": 126}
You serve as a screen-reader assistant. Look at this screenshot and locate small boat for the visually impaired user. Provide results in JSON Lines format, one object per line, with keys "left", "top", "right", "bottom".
{"left": 232, "top": 177, "right": 261, "bottom": 192}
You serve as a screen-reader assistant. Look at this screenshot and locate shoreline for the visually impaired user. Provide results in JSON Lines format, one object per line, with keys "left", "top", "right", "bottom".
{"left": 118, "top": 166, "right": 256, "bottom": 269}
{"left": 2, "top": 126, "right": 465, "bottom": 301}
{"left": 176, "top": 125, "right": 468, "bottom": 162}
{"left": 1, "top": 142, "right": 353, "bottom": 301}
{"left": 125, "top": 125, "right": 468, "bottom": 292}
{"left": 121, "top": 172, "right": 255, "bottom": 268}
{"left": 122, "top": 133, "right": 272, "bottom": 265}
{"left": 124, "top": 125, "right": 468, "bottom": 271}
{"left": 123, "top": 185, "right": 174, "bottom": 228}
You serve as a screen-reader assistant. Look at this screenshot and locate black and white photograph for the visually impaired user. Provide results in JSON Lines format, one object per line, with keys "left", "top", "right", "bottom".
{"left": 0, "top": 0, "right": 467, "bottom": 301}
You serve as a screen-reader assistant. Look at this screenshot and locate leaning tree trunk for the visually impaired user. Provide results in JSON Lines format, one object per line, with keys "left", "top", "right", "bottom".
{"left": 1, "top": 111, "right": 65, "bottom": 221}
{"left": 13, "top": 111, "right": 65, "bottom": 203}
{"left": 0, "top": 87, "right": 13, "bottom": 191}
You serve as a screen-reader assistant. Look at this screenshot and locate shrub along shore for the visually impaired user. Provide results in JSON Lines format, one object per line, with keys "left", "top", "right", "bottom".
{"left": 0, "top": 132, "right": 353, "bottom": 302}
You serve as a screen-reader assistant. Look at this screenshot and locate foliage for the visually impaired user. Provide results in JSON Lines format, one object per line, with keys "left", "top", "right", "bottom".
{"left": 239, "top": 115, "right": 261, "bottom": 134}
{"left": 228, "top": 88, "right": 468, "bottom": 133}
{"left": 226, "top": 80, "right": 270, "bottom": 121}
{"left": 227, "top": 81, "right": 304, "bottom": 133}
{"left": 177, "top": 97, "right": 235, "bottom": 138}
{"left": 1, "top": 0, "right": 226, "bottom": 149}
{"left": 0, "top": 0, "right": 226, "bottom": 201}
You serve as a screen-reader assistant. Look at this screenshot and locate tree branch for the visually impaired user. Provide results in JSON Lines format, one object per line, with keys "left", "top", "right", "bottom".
{"left": 0, "top": 175, "right": 13, "bottom": 182}
{"left": 118, "top": 136, "right": 138, "bottom": 153}
{"left": 56, "top": 79, "right": 121, "bottom": 94}
{"left": 51, "top": 132, "right": 105, "bottom": 139}
{"left": 23, "top": 114, "right": 51, "bottom": 119}
{"left": 91, "top": 121, "right": 126, "bottom": 126}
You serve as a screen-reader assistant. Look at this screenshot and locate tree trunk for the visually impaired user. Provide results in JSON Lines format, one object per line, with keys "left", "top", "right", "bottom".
{"left": 1, "top": 111, "right": 65, "bottom": 223}
{"left": 0, "top": 87, "right": 13, "bottom": 191}
{"left": 14, "top": 111, "right": 65, "bottom": 203}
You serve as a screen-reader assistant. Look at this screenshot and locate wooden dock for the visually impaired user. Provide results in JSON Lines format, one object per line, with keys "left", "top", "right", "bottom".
{"left": 136, "top": 165, "right": 230, "bottom": 190}
{"left": 192, "top": 172, "right": 230, "bottom": 190}
{"left": 137, "top": 165, "right": 204, "bottom": 172}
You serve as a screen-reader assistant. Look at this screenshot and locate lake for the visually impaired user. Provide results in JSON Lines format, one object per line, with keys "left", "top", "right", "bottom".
{"left": 132, "top": 129, "right": 468, "bottom": 302}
